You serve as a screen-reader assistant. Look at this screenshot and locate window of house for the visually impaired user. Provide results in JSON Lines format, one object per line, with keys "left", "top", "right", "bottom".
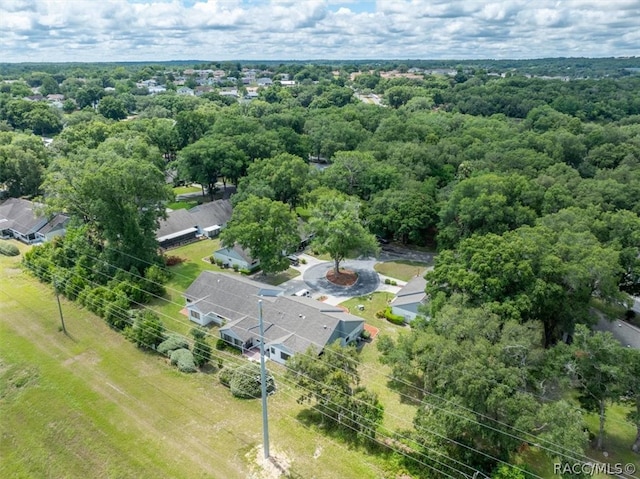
{"left": 280, "top": 352, "right": 290, "bottom": 361}
{"left": 190, "top": 310, "right": 200, "bottom": 320}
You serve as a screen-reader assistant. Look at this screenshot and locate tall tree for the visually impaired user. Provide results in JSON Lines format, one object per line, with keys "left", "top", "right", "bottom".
{"left": 568, "top": 325, "right": 625, "bottom": 450}
{"left": 288, "top": 342, "right": 384, "bottom": 442}
{"left": 220, "top": 196, "right": 299, "bottom": 274}
{"left": 44, "top": 141, "right": 172, "bottom": 271}
{"left": 308, "top": 192, "right": 379, "bottom": 274}
{"left": 234, "top": 153, "right": 311, "bottom": 208}
{"left": 426, "top": 225, "right": 621, "bottom": 346}
{"left": 621, "top": 347, "right": 640, "bottom": 452}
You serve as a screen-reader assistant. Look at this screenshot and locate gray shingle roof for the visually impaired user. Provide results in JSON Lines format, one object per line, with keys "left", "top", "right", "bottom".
{"left": 157, "top": 199, "right": 232, "bottom": 239}
{"left": 186, "top": 271, "right": 364, "bottom": 354}
{"left": 0, "top": 198, "right": 48, "bottom": 234}
{"left": 392, "top": 276, "right": 427, "bottom": 307}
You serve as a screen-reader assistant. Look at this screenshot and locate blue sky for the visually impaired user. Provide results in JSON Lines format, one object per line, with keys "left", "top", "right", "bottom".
{"left": 1, "top": 0, "right": 639, "bottom": 62}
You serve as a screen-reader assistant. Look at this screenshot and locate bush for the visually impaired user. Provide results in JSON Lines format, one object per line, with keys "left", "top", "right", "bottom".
{"left": 215, "top": 259, "right": 224, "bottom": 267}
{"left": 229, "top": 363, "right": 275, "bottom": 399}
{"left": 0, "top": 241, "right": 19, "bottom": 256}
{"left": 383, "top": 307, "right": 405, "bottom": 326}
{"left": 300, "top": 258, "right": 307, "bottom": 265}
{"left": 216, "top": 338, "right": 242, "bottom": 354}
{"left": 158, "top": 334, "right": 189, "bottom": 356}
{"left": 361, "top": 329, "right": 371, "bottom": 341}
{"left": 164, "top": 255, "right": 185, "bottom": 267}
{"left": 384, "top": 278, "right": 391, "bottom": 285}
{"left": 219, "top": 367, "right": 233, "bottom": 387}
{"left": 170, "top": 348, "right": 197, "bottom": 373}
{"left": 232, "top": 264, "right": 239, "bottom": 272}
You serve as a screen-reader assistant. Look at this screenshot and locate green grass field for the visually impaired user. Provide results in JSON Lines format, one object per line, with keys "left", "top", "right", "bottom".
{"left": 374, "top": 261, "right": 429, "bottom": 282}
{"left": 172, "top": 185, "right": 203, "bottom": 195}
{"left": 0, "top": 243, "right": 392, "bottom": 479}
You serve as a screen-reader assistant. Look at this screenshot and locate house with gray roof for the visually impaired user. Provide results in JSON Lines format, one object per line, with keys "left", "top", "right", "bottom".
{"left": 390, "top": 276, "right": 427, "bottom": 322}
{"left": 156, "top": 199, "right": 232, "bottom": 249}
{"left": 183, "top": 272, "right": 364, "bottom": 364}
{"left": 0, "top": 198, "right": 69, "bottom": 244}
{"left": 212, "top": 244, "right": 259, "bottom": 271}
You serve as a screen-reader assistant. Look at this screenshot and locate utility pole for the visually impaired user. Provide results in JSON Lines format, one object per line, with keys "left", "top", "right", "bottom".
{"left": 54, "top": 279, "right": 67, "bottom": 335}
{"left": 258, "top": 300, "right": 270, "bottom": 459}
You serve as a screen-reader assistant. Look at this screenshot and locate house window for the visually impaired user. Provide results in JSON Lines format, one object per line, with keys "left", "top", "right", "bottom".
{"left": 190, "top": 310, "right": 200, "bottom": 320}
{"left": 280, "top": 352, "right": 290, "bottom": 361}
{"left": 270, "top": 348, "right": 275, "bottom": 354}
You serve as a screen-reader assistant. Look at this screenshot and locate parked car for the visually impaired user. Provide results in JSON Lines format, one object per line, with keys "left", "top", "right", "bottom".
{"left": 287, "top": 255, "right": 300, "bottom": 266}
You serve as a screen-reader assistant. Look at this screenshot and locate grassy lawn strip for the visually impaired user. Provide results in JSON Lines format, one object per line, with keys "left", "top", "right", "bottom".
{"left": 172, "top": 185, "right": 202, "bottom": 195}
{"left": 167, "top": 200, "right": 199, "bottom": 210}
{"left": 255, "top": 268, "right": 300, "bottom": 286}
{"left": 374, "top": 260, "right": 429, "bottom": 282}
{"left": 339, "top": 293, "right": 416, "bottom": 432}
{"left": 0, "top": 243, "right": 389, "bottom": 479}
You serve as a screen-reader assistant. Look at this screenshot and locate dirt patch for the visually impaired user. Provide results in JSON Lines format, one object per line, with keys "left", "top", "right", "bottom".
{"left": 247, "top": 445, "right": 291, "bottom": 479}
{"left": 62, "top": 350, "right": 100, "bottom": 367}
{"left": 325, "top": 269, "right": 358, "bottom": 287}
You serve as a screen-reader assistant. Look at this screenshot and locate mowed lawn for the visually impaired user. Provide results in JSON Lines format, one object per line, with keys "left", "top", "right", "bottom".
{"left": 0, "top": 244, "right": 390, "bottom": 479}
{"left": 374, "top": 260, "right": 430, "bottom": 282}
{"left": 340, "top": 293, "right": 418, "bottom": 433}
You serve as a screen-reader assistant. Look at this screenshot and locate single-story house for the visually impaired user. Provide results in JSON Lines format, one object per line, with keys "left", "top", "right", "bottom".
{"left": 184, "top": 272, "right": 365, "bottom": 364}
{"left": 213, "top": 244, "right": 259, "bottom": 271}
{"left": 390, "top": 276, "right": 427, "bottom": 322}
{"left": 156, "top": 199, "right": 232, "bottom": 249}
{"left": 0, "top": 198, "right": 69, "bottom": 244}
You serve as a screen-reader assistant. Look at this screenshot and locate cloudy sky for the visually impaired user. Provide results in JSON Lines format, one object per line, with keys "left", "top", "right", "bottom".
{"left": 1, "top": 0, "right": 639, "bottom": 62}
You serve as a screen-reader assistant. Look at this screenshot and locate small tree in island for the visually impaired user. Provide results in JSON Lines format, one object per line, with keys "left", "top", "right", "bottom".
{"left": 220, "top": 195, "right": 300, "bottom": 275}
{"left": 308, "top": 190, "right": 379, "bottom": 278}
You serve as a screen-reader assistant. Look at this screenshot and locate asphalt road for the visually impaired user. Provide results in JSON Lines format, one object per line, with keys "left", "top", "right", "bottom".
{"left": 594, "top": 312, "right": 640, "bottom": 349}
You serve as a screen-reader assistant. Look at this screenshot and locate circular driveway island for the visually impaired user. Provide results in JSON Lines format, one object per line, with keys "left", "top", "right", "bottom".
{"left": 302, "top": 259, "right": 380, "bottom": 297}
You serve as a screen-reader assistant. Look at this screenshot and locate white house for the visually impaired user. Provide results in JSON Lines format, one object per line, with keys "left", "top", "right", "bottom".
{"left": 212, "top": 244, "right": 259, "bottom": 271}
{"left": 390, "top": 276, "right": 427, "bottom": 322}
{"left": 0, "top": 198, "right": 69, "bottom": 244}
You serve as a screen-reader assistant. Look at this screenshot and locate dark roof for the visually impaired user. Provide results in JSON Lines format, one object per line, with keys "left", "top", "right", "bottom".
{"left": 156, "top": 199, "right": 232, "bottom": 239}
{"left": 186, "top": 272, "right": 364, "bottom": 354}
{"left": 0, "top": 198, "right": 48, "bottom": 234}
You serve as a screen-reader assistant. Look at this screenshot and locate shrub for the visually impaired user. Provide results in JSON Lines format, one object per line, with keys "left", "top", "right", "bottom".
{"left": 375, "top": 309, "right": 386, "bottom": 319}
{"left": 170, "top": 348, "right": 197, "bottom": 373}
{"left": 0, "top": 241, "right": 19, "bottom": 256}
{"left": 361, "top": 329, "right": 371, "bottom": 341}
{"left": 229, "top": 363, "right": 275, "bottom": 399}
{"left": 191, "top": 328, "right": 212, "bottom": 367}
{"left": 300, "top": 258, "right": 307, "bottom": 265}
{"left": 384, "top": 278, "right": 391, "bottom": 285}
{"left": 215, "top": 259, "right": 224, "bottom": 267}
{"left": 383, "top": 307, "right": 405, "bottom": 325}
{"left": 219, "top": 367, "right": 233, "bottom": 387}
{"left": 164, "top": 255, "right": 185, "bottom": 266}
{"left": 158, "top": 334, "right": 189, "bottom": 356}
{"left": 232, "top": 264, "right": 239, "bottom": 272}
{"left": 127, "top": 310, "right": 166, "bottom": 349}
{"left": 216, "top": 338, "right": 242, "bottom": 354}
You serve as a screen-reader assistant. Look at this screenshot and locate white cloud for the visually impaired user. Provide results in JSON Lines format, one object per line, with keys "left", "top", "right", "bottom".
{"left": 0, "top": 0, "right": 638, "bottom": 62}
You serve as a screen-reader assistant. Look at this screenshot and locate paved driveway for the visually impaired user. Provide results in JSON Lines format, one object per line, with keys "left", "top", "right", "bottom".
{"left": 302, "top": 259, "right": 380, "bottom": 298}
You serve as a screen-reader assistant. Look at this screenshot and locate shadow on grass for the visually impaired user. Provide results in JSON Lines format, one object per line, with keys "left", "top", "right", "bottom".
{"left": 385, "top": 376, "right": 424, "bottom": 406}
{"left": 168, "top": 262, "right": 205, "bottom": 290}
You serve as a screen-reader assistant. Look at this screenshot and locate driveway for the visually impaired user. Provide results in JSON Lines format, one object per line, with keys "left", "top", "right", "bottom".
{"left": 302, "top": 259, "right": 380, "bottom": 298}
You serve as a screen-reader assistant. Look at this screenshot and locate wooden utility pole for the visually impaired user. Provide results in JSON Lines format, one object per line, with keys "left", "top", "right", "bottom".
{"left": 54, "top": 280, "right": 67, "bottom": 335}
{"left": 258, "top": 300, "right": 270, "bottom": 459}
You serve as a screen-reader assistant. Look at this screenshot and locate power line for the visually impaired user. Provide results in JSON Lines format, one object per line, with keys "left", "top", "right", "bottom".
{"left": 17, "top": 244, "right": 638, "bottom": 478}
